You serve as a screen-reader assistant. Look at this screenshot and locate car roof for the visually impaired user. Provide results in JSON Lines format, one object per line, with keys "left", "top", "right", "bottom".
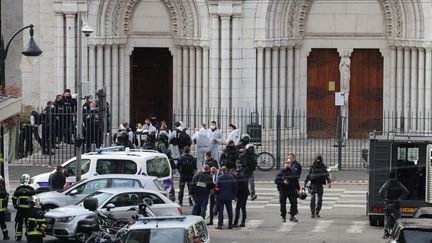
{"left": 128, "top": 216, "right": 204, "bottom": 230}
{"left": 83, "top": 150, "right": 165, "bottom": 158}
{"left": 397, "top": 218, "right": 432, "bottom": 229}
{"left": 96, "top": 187, "right": 160, "bottom": 194}
{"left": 85, "top": 174, "right": 158, "bottom": 181}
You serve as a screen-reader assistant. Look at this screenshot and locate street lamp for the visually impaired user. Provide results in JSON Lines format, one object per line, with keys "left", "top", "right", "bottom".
{"left": 75, "top": 16, "right": 93, "bottom": 182}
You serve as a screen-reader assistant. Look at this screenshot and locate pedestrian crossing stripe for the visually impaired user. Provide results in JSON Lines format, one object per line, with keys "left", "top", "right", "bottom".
{"left": 346, "top": 221, "right": 368, "bottom": 234}
{"left": 312, "top": 220, "right": 333, "bottom": 232}
{"left": 240, "top": 220, "right": 264, "bottom": 232}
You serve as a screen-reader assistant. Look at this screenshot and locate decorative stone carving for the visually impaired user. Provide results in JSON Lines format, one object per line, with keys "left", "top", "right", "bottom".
{"left": 339, "top": 49, "right": 352, "bottom": 95}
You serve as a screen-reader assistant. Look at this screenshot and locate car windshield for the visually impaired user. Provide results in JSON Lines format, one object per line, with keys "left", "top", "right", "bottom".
{"left": 402, "top": 229, "right": 432, "bottom": 243}
{"left": 124, "top": 228, "right": 185, "bottom": 243}
{"left": 77, "top": 191, "right": 113, "bottom": 207}
{"left": 146, "top": 158, "right": 170, "bottom": 178}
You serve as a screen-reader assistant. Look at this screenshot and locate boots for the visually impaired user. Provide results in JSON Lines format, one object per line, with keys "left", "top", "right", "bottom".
{"left": 3, "top": 230, "right": 9, "bottom": 240}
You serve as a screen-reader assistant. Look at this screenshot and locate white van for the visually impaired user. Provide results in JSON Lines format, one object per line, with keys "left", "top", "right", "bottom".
{"left": 30, "top": 148, "right": 173, "bottom": 199}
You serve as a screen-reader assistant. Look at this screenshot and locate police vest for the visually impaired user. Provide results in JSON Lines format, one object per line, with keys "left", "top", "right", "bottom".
{"left": 0, "top": 197, "right": 7, "bottom": 212}
{"left": 27, "top": 214, "right": 46, "bottom": 236}
{"left": 15, "top": 196, "right": 32, "bottom": 209}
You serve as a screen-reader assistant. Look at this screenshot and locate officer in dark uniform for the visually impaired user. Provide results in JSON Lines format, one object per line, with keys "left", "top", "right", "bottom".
{"left": 379, "top": 171, "right": 409, "bottom": 239}
{"left": 26, "top": 196, "right": 46, "bottom": 243}
{"left": 0, "top": 176, "right": 10, "bottom": 240}
{"left": 190, "top": 165, "right": 214, "bottom": 218}
{"left": 303, "top": 155, "right": 331, "bottom": 218}
{"left": 275, "top": 154, "right": 302, "bottom": 223}
{"left": 13, "top": 174, "right": 36, "bottom": 241}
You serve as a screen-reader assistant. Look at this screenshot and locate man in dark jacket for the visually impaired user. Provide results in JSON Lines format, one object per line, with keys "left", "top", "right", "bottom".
{"left": 274, "top": 155, "right": 301, "bottom": 223}
{"left": 177, "top": 146, "right": 197, "bottom": 206}
{"left": 303, "top": 155, "right": 331, "bottom": 218}
{"left": 207, "top": 166, "right": 222, "bottom": 226}
{"left": 0, "top": 176, "right": 9, "bottom": 240}
{"left": 237, "top": 144, "right": 257, "bottom": 201}
{"left": 49, "top": 166, "right": 66, "bottom": 191}
{"left": 190, "top": 165, "right": 214, "bottom": 218}
{"left": 26, "top": 196, "right": 46, "bottom": 243}
{"left": 233, "top": 170, "right": 249, "bottom": 227}
{"left": 219, "top": 141, "right": 239, "bottom": 170}
{"left": 379, "top": 171, "right": 409, "bottom": 239}
{"left": 13, "top": 174, "right": 36, "bottom": 241}
{"left": 215, "top": 167, "right": 237, "bottom": 229}
{"left": 204, "top": 151, "right": 219, "bottom": 169}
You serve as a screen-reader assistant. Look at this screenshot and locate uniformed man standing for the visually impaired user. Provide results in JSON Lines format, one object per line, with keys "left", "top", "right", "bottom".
{"left": 379, "top": 171, "right": 409, "bottom": 239}
{"left": 13, "top": 174, "right": 36, "bottom": 241}
{"left": 0, "top": 176, "right": 9, "bottom": 240}
{"left": 26, "top": 196, "right": 46, "bottom": 243}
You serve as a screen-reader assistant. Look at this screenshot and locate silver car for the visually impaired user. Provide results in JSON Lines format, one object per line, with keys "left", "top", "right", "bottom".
{"left": 38, "top": 174, "right": 167, "bottom": 211}
{"left": 44, "top": 188, "right": 182, "bottom": 239}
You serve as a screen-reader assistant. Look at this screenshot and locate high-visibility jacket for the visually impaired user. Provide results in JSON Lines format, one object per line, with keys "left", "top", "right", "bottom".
{"left": 12, "top": 185, "right": 36, "bottom": 209}
{"left": 26, "top": 208, "right": 46, "bottom": 236}
{"left": 0, "top": 188, "right": 8, "bottom": 212}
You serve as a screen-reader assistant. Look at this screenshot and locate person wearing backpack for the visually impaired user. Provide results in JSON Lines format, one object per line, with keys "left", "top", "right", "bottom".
{"left": 303, "top": 155, "right": 331, "bottom": 218}
{"left": 30, "top": 110, "right": 43, "bottom": 149}
{"left": 219, "top": 141, "right": 239, "bottom": 170}
{"left": 169, "top": 122, "right": 183, "bottom": 159}
{"left": 237, "top": 144, "right": 258, "bottom": 201}
{"left": 177, "top": 146, "right": 197, "bottom": 206}
{"left": 170, "top": 121, "right": 192, "bottom": 154}
{"left": 192, "top": 124, "right": 211, "bottom": 170}
{"left": 190, "top": 165, "right": 213, "bottom": 218}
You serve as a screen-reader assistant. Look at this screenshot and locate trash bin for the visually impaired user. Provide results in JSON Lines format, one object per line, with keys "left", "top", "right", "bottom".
{"left": 247, "top": 112, "right": 262, "bottom": 143}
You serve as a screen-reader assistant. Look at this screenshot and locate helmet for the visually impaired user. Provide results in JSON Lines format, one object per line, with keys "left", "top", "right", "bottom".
{"left": 245, "top": 144, "right": 254, "bottom": 151}
{"left": 20, "top": 174, "right": 31, "bottom": 185}
{"left": 298, "top": 191, "right": 307, "bottom": 200}
{"left": 0, "top": 175, "right": 4, "bottom": 182}
{"left": 31, "top": 195, "right": 41, "bottom": 208}
{"left": 241, "top": 134, "right": 251, "bottom": 143}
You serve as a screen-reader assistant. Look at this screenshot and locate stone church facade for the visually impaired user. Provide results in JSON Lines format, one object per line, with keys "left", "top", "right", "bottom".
{"left": 15, "top": 0, "right": 432, "bottom": 135}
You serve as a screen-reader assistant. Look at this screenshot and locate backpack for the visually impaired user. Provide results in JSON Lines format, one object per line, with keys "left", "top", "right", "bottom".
{"left": 176, "top": 129, "right": 192, "bottom": 149}
{"left": 31, "top": 111, "right": 41, "bottom": 125}
{"left": 180, "top": 156, "right": 195, "bottom": 176}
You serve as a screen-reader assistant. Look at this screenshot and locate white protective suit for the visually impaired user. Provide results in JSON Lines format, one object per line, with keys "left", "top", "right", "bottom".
{"left": 226, "top": 129, "right": 240, "bottom": 145}
{"left": 192, "top": 127, "right": 211, "bottom": 170}
{"left": 208, "top": 127, "right": 222, "bottom": 163}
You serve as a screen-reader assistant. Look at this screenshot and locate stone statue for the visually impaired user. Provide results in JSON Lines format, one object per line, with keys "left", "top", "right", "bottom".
{"left": 339, "top": 52, "right": 351, "bottom": 94}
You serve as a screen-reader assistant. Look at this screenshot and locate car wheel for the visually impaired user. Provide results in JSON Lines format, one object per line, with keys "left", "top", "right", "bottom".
{"left": 369, "top": 215, "right": 378, "bottom": 226}
{"left": 42, "top": 204, "right": 57, "bottom": 212}
{"left": 378, "top": 215, "right": 384, "bottom": 226}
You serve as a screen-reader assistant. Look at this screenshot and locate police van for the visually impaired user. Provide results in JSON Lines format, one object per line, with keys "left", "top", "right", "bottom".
{"left": 367, "top": 131, "right": 432, "bottom": 226}
{"left": 30, "top": 146, "right": 173, "bottom": 199}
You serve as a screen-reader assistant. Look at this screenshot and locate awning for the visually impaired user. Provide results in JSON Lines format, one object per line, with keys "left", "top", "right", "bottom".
{"left": 0, "top": 94, "right": 21, "bottom": 122}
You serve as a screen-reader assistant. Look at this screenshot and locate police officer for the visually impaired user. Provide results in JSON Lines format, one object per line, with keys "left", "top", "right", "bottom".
{"left": 26, "top": 196, "right": 46, "bottom": 243}
{"left": 190, "top": 165, "right": 213, "bottom": 218}
{"left": 237, "top": 144, "right": 257, "bottom": 201}
{"left": 275, "top": 155, "right": 302, "bottom": 223}
{"left": 379, "top": 171, "right": 409, "bottom": 239}
{"left": 13, "top": 174, "right": 36, "bottom": 241}
{"left": 0, "top": 176, "right": 9, "bottom": 240}
{"left": 303, "top": 155, "right": 331, "bottom": 218}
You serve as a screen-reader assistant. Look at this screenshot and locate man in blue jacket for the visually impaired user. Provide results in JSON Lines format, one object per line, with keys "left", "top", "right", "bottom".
{"left": 215, "top": 167, "right": 237, "bottom": 229}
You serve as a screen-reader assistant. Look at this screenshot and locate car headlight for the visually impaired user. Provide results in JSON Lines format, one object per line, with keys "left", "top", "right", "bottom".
{"left": 57, "top": 216, "right": 76, "bottom": 223}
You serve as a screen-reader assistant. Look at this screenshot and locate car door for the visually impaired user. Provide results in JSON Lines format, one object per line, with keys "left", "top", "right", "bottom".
{"left": 62, "top": 159, "right": 92, "bottom": 185}
{"left": 100, "top": 192, "right": 140, "bottom": 220}
{"left": 65, "top": 179, "right": 109, "bottom": 205}
{"left": 136, "top": 192, "right": 179, "bottom": 216}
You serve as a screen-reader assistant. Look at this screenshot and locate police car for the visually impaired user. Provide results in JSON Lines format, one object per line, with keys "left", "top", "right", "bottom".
{"left": 116, "top": 216, "right": 210, "bottom": 243}
{"left": 30, "top": 146, "right": 174, "bottom": 200}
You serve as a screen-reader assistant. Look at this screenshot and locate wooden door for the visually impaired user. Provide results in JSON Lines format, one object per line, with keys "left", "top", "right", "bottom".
{"left": 131, "top": 48, "right": 173, "bottom": 125}
{"left": 349, "top": 49, "right": 383, "bottom": 138}
{"left": 307, "top": 49, "right": 341, "bottom": 138}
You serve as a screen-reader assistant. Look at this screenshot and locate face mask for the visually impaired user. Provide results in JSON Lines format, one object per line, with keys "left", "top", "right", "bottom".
{"left": 287, "top": 159, "right": 293, "bottom": 163}
{"left": 51, "top": 105, "right": 55, "bottom": 108}
{"left": 210, "top": 125, "right": 216, "bottom": 130}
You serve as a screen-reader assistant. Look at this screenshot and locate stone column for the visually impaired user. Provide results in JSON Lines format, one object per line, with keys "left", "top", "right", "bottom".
{"left": 272, "top": 47, "right": 279, "bottom": 115}
{"left": 124, "top": 48, "right": 131, "bottom": 122}
{"left": 56, "top": 13, "right": 65, "bottom": 93}
{"left": 410, "top": 48, "right": 418, "bottom": 130}
{"left": 396, "top": 47, "right": 403, "bottom": 120}
{"left": 196, "top": 47, "right": 203, "bottom": 109}
{"left": 182, "top": 47, "right": 189, "bottom": 111}
{"left": 231, "top": 16, "right": 241, "bottom": 108}
{"left": 111, "top": 45, "right": 119, "bottom": 130}
{"left": 202, "top": 47, "right": 209, "bottom": 110}
{"left": 209, "top": 15, "right": 219, "bottom": 109}
{"left": 264, "top": 48, "right": 271, "bottom": 127}
{"left": 189, "top": 46, "right": 196, "bottom": 128}
{"left": 220, "top": 16, "right": 231, "bottom": 109}
{"left": 176, "top": 47, "right": 182, "bottom": 111}
{"left": 256, "top": 48, "right": 264, "bottom": 111}
{"left": 65, "top": 14, "right": 76, "bottom": 91}
{"left": 287, "top": 47, "right": 294, "bottom": 125}
{"left": 294, "top": 46, "right": 301, "bottom": 111}
{"left": 425, "top": 48, "right": 432, "bottom": 131}
{"left": 119, "top": 45, "right": 126, "bottom": 121}
{"left": 88, "top": 45, "right": 96, "bottom": 91}
{"left": 418, "top": 48, "right": 425, "bottom": 131}
{"left": 96, "top": 45, "right": 104, "bottom": 90}
{"left": 279, "top": 47, "right": 287, "bottom": 127}
{"left": 403, "top": 48, "right": 411, "bottom": 119}
{"left": 390, "top": 47, "right": 397, "bottom": 113}
{"left": 104, "top": 45, "right": 112, "bottom": 105}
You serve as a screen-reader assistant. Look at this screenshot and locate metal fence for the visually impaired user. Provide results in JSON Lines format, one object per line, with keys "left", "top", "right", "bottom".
{"left": 12, "top": 106, "right": 432, "bottom": 169}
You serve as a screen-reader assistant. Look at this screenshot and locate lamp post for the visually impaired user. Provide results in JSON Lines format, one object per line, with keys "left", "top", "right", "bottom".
{"left": 75, "top": 13, "right": 93, "bottom": 182}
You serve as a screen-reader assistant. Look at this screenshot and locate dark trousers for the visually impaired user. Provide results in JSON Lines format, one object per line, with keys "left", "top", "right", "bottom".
{"left": 33, "top": 127, "right": 42, "bottom": 148}
{"left": 178, "top": 177, "right": 192, "bottom": 205}
{"left": 209, "top": 193, "right": 218, "bottom": 223}
{"left": 0, "top": 212, "right": 7, "bottom": 231}
{"left": 192, "top": 194, "right": 210, "bottom": 218}
{"left": 384, "top": 202, "right": 400, "bottom": 235}
{"left": 310, "top": 185, "right": 324, "bottom": 213}
{"left": 15, "top": 209, "right": 30, "bottom": 240}
{"left": 27, "top": 235, "right": 43, "bottom": 243}
{"left": 234, "top": 198, "right": 247, "bottom": 225}
{"left": 217, "top": 199, "right": 233, "bottom": 227}
{"left": 279, "top": 190, "right": 298, "bottom": 217}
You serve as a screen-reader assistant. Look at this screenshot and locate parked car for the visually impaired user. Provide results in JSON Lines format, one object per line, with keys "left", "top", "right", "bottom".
{"left": 116, "top": 216, "right": 210, "bottom": 243}
{"left": 386, "top": 218, "right": 432, "bottom": 243}
{"left": 413, "top": 207, "right": 432, "bottom": 219}
{"left": 30, "top": 147, "right": 173, "bottom": 200}
{"left": 38, "top": 174, "right": 167, "bottom": 211}
{"left": 44, "top": 188, "right": 181, "bottom": 240}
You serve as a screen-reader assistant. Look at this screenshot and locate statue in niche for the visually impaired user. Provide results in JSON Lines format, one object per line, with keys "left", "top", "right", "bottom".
{"left": 339, "top": 51, "right": 351, "bottom": 95}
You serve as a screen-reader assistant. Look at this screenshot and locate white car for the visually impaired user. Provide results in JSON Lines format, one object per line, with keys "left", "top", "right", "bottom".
{"left": 38, "top": 174, "right": 167, "bottom": 211}
{"left": 30, "top": 147, "right": 174, "bottom": 200}
{"left": 44, "top": 188, "right": 181, "bottom": 239}
{"left": 116, "top": 216, "right": 210, "bottom": 243}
